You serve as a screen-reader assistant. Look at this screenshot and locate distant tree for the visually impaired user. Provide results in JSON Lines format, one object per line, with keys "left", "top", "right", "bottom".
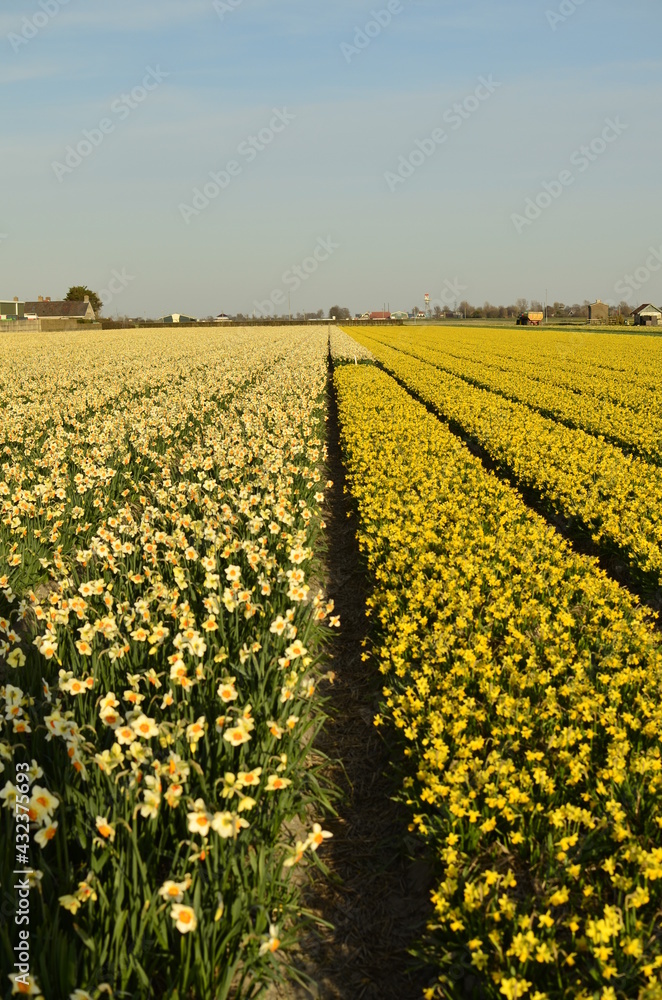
{"left": 329, "top": 305, "right": 351, "bottom": 321}
{"left": 515, "top": 298, "right": 528, "bottom": 314}
{"left": 531, "top": 300, "right": 543, "bottom": 313}
{"left": 65, "top": 285, "right": 102, "bottom": 316}
{"left": 433, "top": 305, "right": 443, "bottom": 319}
{"left": 617, "top": 300, "right": 632, "bottom": 316}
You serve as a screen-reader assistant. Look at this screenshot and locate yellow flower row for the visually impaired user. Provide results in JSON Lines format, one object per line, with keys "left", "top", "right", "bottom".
{"left": 356, "top": 326, "right": 662, "bottom": 465}
{"left": 346, "top": 330, "right": 662, "bottom": 589}
{"left": 334, "top": 359, "right": 662, "bottom": 999}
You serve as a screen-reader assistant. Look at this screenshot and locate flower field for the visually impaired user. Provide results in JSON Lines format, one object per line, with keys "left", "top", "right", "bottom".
{"left": 3, "top": 320, "right": 662, "bottom": 1000}
{"left": 360, "top": 327, "right": 662, "bottom": 465}
{"left": 345, "top": 327, "right": 662, "bottom": 593}
{"left": 332, "top": 328, "right": 662, "bottom": 1000}
{"left": 0, "top": 327, "right": 336, "bottom": 999}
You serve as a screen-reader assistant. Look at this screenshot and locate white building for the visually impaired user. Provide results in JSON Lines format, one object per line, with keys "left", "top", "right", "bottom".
{"left": 160, "top": 314, "right": 198, "bottom": 324}
{"left": 632, "top": 304, "right": 662, "bottom": 327}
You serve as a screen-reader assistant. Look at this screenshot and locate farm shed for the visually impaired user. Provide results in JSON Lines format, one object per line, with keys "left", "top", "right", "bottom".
{"left": 588, "top": 299, "right": 609, "bottom": 323}
{"left": 631, "top": 304, "right": 662, "bottom": 327}
{"left": 161, "top": 314, "right": 198, "bottom": 324}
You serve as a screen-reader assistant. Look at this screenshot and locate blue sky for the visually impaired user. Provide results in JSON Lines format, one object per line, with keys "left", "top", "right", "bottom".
{"left": 1, "top": 0, "right": 660, "bottom": 317}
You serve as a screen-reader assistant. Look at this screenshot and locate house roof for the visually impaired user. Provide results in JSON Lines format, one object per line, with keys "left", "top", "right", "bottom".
{"left": 631, "top": 303, "right": 662, "bottom": 315}
{"left": 24, "top": 300, "right": 93, "bottom": 317}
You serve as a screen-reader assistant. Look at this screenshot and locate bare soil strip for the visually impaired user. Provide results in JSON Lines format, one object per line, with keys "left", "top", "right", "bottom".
{"left": 270, "top": 359, "right": 435, "bottom": 999}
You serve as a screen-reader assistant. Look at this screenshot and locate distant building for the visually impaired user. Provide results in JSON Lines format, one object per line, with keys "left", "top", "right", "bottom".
{"left": 161, "top": 314, "right": 198, "bottom": 324}
{"left": 215, "top": 314, "right": 231, "bottom": 322}
{"left": 25, "top": 296, "right": 96, "bottom": 321}
{"left": 391, "top": 311, "right": 408, "bottom": 320}
{"left": 588, "top": 299, "right": 609, "bottom": 323}
{"left": 369, "top": 311, "right": 391, "bottom": 321}
{"left": 631, "top": 303, "right": 662, "bottom": 326}
{"left": 0, "top": 297, "right": 25, "bottom": 320}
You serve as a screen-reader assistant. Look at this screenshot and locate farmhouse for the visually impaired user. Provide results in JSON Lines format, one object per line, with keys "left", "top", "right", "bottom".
{"left": 0, "top": 297, "right": 25, "bottom": 320}
{"left": 631, "top": 303, "right": 662, "bottom": 327}
{"left": 25, "top": 296, "right": 97, "bottom": 321}
{"left": 588, "top": 299, "right": 609, "bottom": 323}
{"left": 370, "top": 311, "right": 391, "bottom": 321}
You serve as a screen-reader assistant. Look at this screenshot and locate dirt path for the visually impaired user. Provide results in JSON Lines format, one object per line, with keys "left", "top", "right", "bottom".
{"left": 269, "top": 360, "right": 434, "bottom": 1000}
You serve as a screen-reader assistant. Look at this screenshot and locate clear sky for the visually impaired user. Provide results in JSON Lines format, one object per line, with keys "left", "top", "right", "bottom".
{"left": 1, "top": 0, "right": 660, "bottom": 318}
